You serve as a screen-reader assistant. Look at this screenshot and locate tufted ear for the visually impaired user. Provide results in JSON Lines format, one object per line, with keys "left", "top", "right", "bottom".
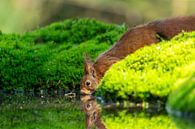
{"left": 84, "top": 54, "right": 96, "bottom": 77}
{"left": 86, "top": 111, "right": 97, "bottom": 129}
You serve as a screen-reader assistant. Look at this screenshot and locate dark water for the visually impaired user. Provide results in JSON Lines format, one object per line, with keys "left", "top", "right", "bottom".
{"left": 0, "top": 91, "right": 194, "bottom": 129}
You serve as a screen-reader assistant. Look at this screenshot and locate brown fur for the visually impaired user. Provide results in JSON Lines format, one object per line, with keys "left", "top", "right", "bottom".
{"left": 81, "top": 16, "right": 195, "bottom": 94}
{"left": 81, "top": 95, "right": 106, "bottom": 129}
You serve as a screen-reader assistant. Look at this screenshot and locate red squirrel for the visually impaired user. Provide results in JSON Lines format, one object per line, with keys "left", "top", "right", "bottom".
{"left": 80, "top": 16, "right": 195, "bottom": 94}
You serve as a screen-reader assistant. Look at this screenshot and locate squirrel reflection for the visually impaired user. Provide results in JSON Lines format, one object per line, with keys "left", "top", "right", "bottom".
{"left": 80, "top": 95, "right": 106, "bottom": 129}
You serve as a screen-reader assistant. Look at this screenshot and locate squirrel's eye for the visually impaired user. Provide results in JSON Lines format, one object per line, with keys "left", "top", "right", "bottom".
{"left": 85, "top": 80, "right": 91, "bottom": 87}
{"left": 86, "top": 103, "right": 92, "bottom": 110}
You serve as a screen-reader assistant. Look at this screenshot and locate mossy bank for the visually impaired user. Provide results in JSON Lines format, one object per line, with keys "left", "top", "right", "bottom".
{"left": 0, "top": 18, "right": 127, "bottom": 90}
{"left": 97, "top": 32, "right": 195, "bottom": 101}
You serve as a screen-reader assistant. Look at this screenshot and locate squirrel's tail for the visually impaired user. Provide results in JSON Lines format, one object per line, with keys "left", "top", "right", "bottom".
{"left": 150, "top": 15, "right": 195, "bottom": 39}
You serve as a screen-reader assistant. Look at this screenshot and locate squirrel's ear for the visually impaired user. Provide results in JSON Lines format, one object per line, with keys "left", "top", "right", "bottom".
{"left": 84, "top": 53, "right": 94, "bottom": 75}
{"left": 85, "top": 111, "right": 96, "bottom": 129}
{"left": 86, "top": 115, "right": 94, "bottom": 129}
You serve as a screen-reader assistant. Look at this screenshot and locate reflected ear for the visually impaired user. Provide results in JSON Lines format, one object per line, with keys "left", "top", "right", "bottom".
{"left": 86, "top": 112, "right": 97, "bottom": 129}
{"left": 86, "top": 114, "right": 94, "bottom": 129}
{"left": 84, "top": 54, "right": 96, "bottom": 77}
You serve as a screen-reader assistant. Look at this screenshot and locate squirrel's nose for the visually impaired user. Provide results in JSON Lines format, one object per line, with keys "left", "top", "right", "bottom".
{"left": 86, "top": 81, "right": 90, "bottom": 86}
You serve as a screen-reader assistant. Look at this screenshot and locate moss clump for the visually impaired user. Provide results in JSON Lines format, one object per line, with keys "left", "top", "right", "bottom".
{"left": 97, "top": 32, "right": 195, "bottom": 101}
{"left": 24, "top": 18, "right": 126, "bottom": 44}
{"left": 0, "top": 18, "right": 127, "bottom": 90}
{"left": 167, "top": 68, "right": 195, "bottom": 113}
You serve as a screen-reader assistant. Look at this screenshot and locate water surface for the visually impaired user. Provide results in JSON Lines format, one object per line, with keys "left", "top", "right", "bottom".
{"left": 0, "top": 92, "right": 194, "bottom": 129}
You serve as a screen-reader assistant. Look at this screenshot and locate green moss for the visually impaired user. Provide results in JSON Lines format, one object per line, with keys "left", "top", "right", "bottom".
{"left": 0, "top": 18, "right": 127, "bottom": 90}
{"left": 167, "top": 68, "right": 195, "bottom": 113}
{"left": 97, "top": 32, "right": 195, "bottom": 100}
{"left": 23, "top": 18, "right": 126, "bottom": 44}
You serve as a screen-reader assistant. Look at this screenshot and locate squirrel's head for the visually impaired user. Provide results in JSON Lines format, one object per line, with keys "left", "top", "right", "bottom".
{"left": 81, "top": 95, "right": 102, "bottom": 129}
{"left": 81, "top": 54, "right": 98, "bottom": 95}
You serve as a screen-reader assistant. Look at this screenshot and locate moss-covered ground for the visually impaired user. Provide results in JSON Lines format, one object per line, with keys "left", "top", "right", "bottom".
{"left": 0, "top": 18, "right": 126, "bottom": 90}
{"left": 97, "top": 32, "right": 195, "bottom": 101}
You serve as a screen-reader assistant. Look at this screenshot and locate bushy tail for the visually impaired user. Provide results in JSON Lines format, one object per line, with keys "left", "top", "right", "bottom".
{"left": 151, "top": 15, "right": 195, "bottom": 39}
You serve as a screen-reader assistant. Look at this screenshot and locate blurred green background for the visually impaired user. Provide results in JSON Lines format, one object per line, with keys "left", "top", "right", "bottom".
{"left": 1, "top": 0, "right": 195, "bottom": 33}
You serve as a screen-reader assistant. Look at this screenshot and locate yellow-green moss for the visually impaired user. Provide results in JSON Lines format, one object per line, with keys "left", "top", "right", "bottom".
{"left": 97, "top": 32, "right": 195, "bottom": 100}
